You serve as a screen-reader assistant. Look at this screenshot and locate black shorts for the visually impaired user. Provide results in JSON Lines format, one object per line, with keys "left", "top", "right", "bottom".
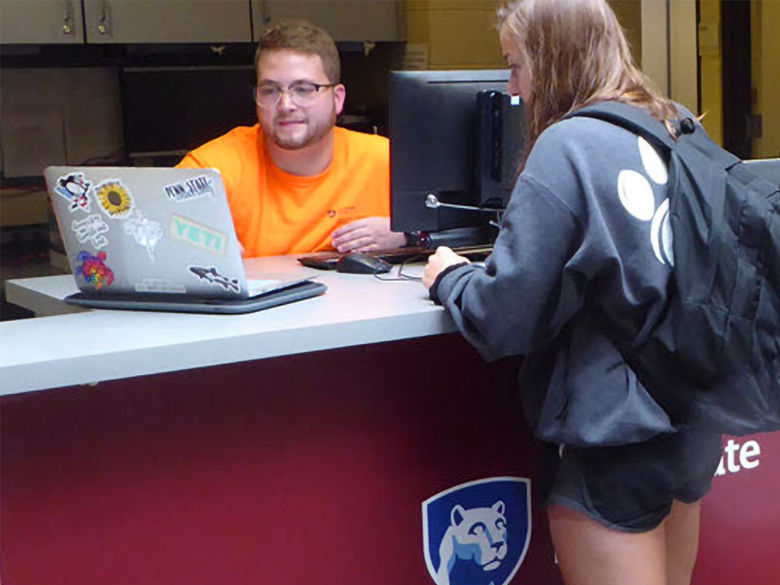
{"left": 544, "top": 428, "right": 723, "bottom": 532}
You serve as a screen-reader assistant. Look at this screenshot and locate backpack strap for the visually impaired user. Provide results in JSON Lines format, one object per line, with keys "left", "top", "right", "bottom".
{"left": 567, "top": 100, "right": 741, "bottom": 175}
{"left": 566, "top": 101, "right": 677, "bottom": 151}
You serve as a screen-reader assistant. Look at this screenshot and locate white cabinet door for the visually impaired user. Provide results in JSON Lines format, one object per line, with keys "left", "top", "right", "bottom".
{"left": 0, "top": 0, "right": 85, "bottom": 44}
{"left": 83, "top": 0, "right": 252, "bottom": 43}
{"left": 253, "top": 0, "right": 403, "bottom": 42}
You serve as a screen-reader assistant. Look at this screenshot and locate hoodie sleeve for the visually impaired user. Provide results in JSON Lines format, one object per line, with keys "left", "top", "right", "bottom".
{"left": 433, "top": 173, "right": 586, "bottom": 361}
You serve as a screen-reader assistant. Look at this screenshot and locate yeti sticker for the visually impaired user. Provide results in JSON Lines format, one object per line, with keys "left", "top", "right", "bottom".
{"left": 422, "top": 477, "right": 531, "bottom": 585}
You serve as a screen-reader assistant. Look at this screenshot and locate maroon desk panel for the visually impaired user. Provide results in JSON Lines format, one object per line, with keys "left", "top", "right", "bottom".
{"left": 695, "top": 430, "right": 780, "bottom": 585}
{"left": 1, "top": 334, "right": 778, "bottom": 584}
{"left": 1, "top": 335, "right": 560, "bottom": 585}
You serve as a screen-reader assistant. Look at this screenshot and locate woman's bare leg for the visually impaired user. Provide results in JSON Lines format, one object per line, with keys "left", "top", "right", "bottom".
{"left": 548, "top": 504, "right": 668, "bottom": 585}
{"left": 664, "top": 500, "right": 702, "bottom": 585}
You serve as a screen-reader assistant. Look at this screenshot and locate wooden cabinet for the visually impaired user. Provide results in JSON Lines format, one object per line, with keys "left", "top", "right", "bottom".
{"left": 82, "top": 0, "right": 252, "bottom": 43}
{"left": 0, "top": 0, "right": 252, "bottom": 44}
{"left": 0, "top": 1, "right": 404, "bottom": 45}
{"left": 252, "top": 0, "right": 404, "bottom": 42}
{"left": 0, "top": 0, "right": 85, "bottom": 44}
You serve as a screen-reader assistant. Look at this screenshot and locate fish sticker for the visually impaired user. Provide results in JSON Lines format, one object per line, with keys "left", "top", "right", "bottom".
{"left": 188, "top": 265, "right": 240, "bottom": 293}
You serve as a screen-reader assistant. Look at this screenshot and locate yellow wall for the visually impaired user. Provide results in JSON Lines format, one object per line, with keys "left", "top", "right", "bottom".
{"left": 752, "top": 0, "right": 780, "bottom": 158}
{"left": 405, "top": 0, "right": 642, "bottom": 71}
{"left": 405, "top": 0, "right": 504, "bottom": 69}
{"left": 609, "top": 0, "right": 642, "bottom": 64}
{"left": 699, "top": 0, "right": 723, "bottom": 145}
{"left": 698, "top": 0, "right": 779, "bottom": 156}
{"left": 405, "top": 0, "right": 776, "bottom": 159}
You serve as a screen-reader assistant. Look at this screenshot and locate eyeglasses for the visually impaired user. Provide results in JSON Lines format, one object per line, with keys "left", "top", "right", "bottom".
{"left": 253, "top": 81, "right": 339, "bottom": 108}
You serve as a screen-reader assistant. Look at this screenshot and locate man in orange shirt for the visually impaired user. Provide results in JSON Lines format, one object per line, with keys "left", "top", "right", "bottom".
{"left": 178, "top": 20, "right": 405, "bottom": 257}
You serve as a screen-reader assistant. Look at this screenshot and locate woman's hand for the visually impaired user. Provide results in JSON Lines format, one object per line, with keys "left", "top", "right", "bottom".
{"left": 422, "top": 246, "right": 471, "bottom": 290}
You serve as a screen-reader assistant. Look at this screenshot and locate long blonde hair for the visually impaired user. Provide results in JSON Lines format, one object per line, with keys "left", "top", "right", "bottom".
{"left": 499, "top": 0, "right": 677, "bottom": 157}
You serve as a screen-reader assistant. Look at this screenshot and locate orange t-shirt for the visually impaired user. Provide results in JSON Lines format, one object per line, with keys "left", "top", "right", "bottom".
{"left": 177, "top": 125, "right": 390, "bottom": 257}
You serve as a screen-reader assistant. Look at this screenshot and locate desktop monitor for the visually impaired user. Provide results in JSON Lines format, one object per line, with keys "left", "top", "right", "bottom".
{"left": 389, "top": 69, "right": 525, "bottom": 243}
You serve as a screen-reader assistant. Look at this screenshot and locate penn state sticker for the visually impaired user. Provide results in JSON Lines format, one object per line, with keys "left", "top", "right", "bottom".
{"left": 164, "top": 174, "right": 216, "bottom": 202}
{"left": 422, "top": 477, "right": 531, "bottom": 585}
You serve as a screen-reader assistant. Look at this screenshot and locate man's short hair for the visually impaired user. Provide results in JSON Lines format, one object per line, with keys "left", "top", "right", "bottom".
{"left": 255, "top": 20, "right": 340, "bottom": 83}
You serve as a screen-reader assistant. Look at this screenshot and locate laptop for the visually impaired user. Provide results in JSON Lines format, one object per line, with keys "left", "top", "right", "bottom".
{"left": 44, "top": 166, "right": 326, "bottom": 314}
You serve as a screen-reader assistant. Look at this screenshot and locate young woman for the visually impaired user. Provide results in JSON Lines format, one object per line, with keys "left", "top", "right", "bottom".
{"left": 422, "top": 1, "right": 722, "bottom": 584}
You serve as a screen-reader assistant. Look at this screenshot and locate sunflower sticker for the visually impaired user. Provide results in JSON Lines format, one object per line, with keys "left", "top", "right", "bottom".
{"left": 95, "top": 179, "right": 134, "bottom": 218}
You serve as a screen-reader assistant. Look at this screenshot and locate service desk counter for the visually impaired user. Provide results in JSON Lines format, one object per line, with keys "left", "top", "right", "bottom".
{"left": 1, "top": 256, "right": 778, "bottom": 585}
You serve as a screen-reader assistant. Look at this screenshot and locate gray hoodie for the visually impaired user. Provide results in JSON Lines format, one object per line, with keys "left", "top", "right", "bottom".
{"left": 432, "top": 112, "right": 682, "bottom": 446}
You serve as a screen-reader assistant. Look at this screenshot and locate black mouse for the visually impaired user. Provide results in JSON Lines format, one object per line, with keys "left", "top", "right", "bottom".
{"left": 335, "top": 253, "right": 391, "bottom": 274}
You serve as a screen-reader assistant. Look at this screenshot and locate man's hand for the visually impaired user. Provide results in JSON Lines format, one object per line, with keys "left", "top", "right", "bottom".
{"left": 330, "top": 217, "right": 406, "bottom": 253}
{"left": 422, "top": 246, "right": 470, "bottom": 290}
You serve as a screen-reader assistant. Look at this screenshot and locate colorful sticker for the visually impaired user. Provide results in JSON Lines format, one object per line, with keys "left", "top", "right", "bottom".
{"left": 75, "top": 250, "right": 114, "bottom": 290}
{"left": 164, "top": 174, "right": 216, "bottom": 202}
{"left": 54, "top": 173, "right": 92, "bottom": 213}
{"left": 72, "top": 214, "right": 109, "bottom": 249}
{"left": 123, "top": 209, "right": 163, "bottom": 259}
{"left": 170, "top": 215, "right": 226, "bottom": 255}
{"left": 134, "top": 278, "right": 187, "bottom": 294}
{"left": 95, "top": 179, "right": 134, "bottom": 218}
{"left": 188, "top": 265, "right": 240, "bottom": 293}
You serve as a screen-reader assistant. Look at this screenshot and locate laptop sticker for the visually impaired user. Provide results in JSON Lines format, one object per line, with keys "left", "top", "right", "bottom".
{"left": 170, "top": 215, "right": 227, "bottom": 255}
{"left": 188, "top": 265, "right": 240, "bottom": 293}
{"left": 164, "top": 174, "right": 217, "bottom": 202}
{"left": 72, "top": 214, "right": 109, "bottom": 249}
{"left": 134, "top": 278, "right": 187, "bottom": 294}
{"left": 75, "top": 250, "right": 114, "bottom": 290}
{"left": 54, "top": 173, "right": 92, "bottom": 213}
{"left": 95, "top": 179, "right": 135, "bottom": 218}
{"left": 123, "top": 209, "right": 163, "bottom": 259}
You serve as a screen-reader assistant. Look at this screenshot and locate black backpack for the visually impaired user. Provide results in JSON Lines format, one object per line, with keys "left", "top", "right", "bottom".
{"left": 568, "top": 101, "right": 780, "bottom": 436}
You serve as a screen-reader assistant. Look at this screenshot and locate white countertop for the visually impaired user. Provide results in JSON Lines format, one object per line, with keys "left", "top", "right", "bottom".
{"left": 1, "top": 256, "right": 455, "bottom": 395}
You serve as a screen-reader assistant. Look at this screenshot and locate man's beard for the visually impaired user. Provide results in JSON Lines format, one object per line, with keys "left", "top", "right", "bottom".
{"left": 268, "top": 109, "right": 338, "bottom": 150}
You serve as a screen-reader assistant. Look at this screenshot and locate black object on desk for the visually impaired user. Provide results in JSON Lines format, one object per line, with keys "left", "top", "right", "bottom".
{"left": 335, "top": 253, "right": 391, "bottom": 274}
{"left": 298, "top": 245, "right": 493, "bottom": 271}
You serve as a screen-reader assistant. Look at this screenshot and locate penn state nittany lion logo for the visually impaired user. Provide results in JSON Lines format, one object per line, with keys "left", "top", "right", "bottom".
{"left": 423, "top": 477, "right": 531, "bottom": 585}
